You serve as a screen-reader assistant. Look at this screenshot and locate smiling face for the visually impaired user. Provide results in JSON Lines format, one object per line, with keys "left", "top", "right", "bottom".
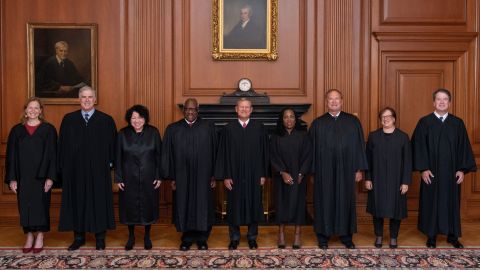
{"left": 282, "top": 109, "right": 296, "bottom": 131}
{"left": 380, "top": 109, "right": 395, "bottom": 129}
{"left": 235, "top": 99, "right": 253, "bottom": 121}
{"left": 79, "top": 89, "right": 96, "bottom": 111}
{"left": 25, "top": 100, "right": 41, "bottom": 121}
{"left": 326, "top": 90, "right": 343, "bottom": 114}
{"left": 130, "top": 111, "right": 145, "bottom": 132}
{"left": 183, "top": 99, "right": 199, "bottom": 123}
{"left": 433, "top": 92, "right": 451, "bottom": 114}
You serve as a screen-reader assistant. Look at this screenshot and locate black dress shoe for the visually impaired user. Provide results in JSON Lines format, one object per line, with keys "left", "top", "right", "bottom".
{"left": 344, "top": 242, "right": 356, "bottom": 249}
{"left": 228, "top": 240, "right": 239, "bottom": 250}
{"left": 248, "top": 240, "right": 258, "bottom": 249}
{"left": 197, "top": 241, "right": 208, "bottom": 250}
{"left": 426, "top": 239, "right": 436, "bottom": 248}
{"left": 292, "top": 244, "right": 301, "bottom": 249}
{"left": 67, "top": 239, "right": 85, "bottom": 251}
{"left": 144, "top": 238, "right": 152, "bottom": 250}
{"left": 447, "top": 239, "right": 464, "bottom": 249}
{"left": 277, "top": 244, "right": 286, "bottom": 249}
{"left": 374, "top": 236, "right": 383, "bottom": 248}
{"left": 125, "top": 238, "right": 135, "bottom": 251}
{"left": 180, "top": 241, "right": 191, "bottom": 251}
{"left": 389, "top": 238, "right": 397, "bottom": 249}
{"left": 96, "top": 239, "right": 106, "bottom": 250}
{"left": 318, "top": 243, "right": 328, "bottom": 250}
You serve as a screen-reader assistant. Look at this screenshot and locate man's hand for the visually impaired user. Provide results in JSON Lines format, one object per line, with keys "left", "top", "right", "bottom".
{"left": 355, "top": 171, "right": 363, "bottom": 182}
{"left": 280, "top": 172, "right": 293, "bottom": 185}
{"left": 365, "top": 180, "right": 372, "bottom": 190}
{"left": 117, "top": 183, "right": 125, "bottom": 191}
{"left": 9, "top": 180, "right": 17, "bottom": 194}
{"left": 44, "top": 179, "right": 53, "bottom": 192}
{"left": 59, "top": 85, "right": 73, "bottom": 93}
{"left": 224, "top": 179, "right": 233, "bottom": 190}
{"left": 260, "top": 177, "right": 266, "bottom": 186}
{"left": 171, "top": 181, "right": 176, "bottom": 191}
{"left": 456, "top": 171, "right": 465, "bottom": 184}
{"left": 153, "top": 180, "right": 161, "bottom": 189}
{"left": 421, "top": 170, "right": 434, "bottom": 185}
{"left": 400, "top": 184, "right": 408, "bottom": 194}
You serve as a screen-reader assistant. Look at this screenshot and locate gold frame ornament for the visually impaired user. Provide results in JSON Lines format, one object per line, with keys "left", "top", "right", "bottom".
{"left": 212, "top": 0, "right": 278, "bottom": 61}
{"left": 27, "top": 23, "right": 98, "bottom": 104}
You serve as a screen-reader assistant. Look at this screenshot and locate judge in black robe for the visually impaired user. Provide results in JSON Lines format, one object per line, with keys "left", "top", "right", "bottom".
{"left": 58, "top": 86, "right": 117, "bottom": 251}
{"left": 115, "top": 105, "right": 162, "bottom": 250}
{"left": 412, "top": 89, "right": 476, "bottom": 249}
{"left": 162, "top": 98, "right": 216, "bottom": 251}
{"left": 270, "top": 108, "right": 311, "bottom": 249}
{"left": 365, "top": 107, "right": 412, "bottom": 248}
{"left": 215, "top": 98, "right": 269, "bottom": 250}
{"left": 309, "top": 89, "right": 368, "bottom": 249}
{"left": 5, "top": 97, "right": 57, "bottom": 253}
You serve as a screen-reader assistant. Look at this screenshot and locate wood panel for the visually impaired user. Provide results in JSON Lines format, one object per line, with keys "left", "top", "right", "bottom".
{"left": 372, "top": 0, "right": 476, "bottom": 32}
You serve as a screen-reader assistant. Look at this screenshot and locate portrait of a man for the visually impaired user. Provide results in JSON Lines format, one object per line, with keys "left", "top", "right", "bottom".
{"left": 223, "top": 2, "right": 267, "bottom": 49}
{"left": 28, "top": 24, "right": 97, "bottom": 102}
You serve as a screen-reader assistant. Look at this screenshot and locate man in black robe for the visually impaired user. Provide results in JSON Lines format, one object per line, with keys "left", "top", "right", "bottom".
{"left": 412, "top": 88, "right": 476, "bottom": 249}
{"left": 161, "top": 98, "right": 216, "bottom": 251}
{"left": 309, "top": 89, "right": 368, "bottom": 249}
{"left": 58, "top": 86, "right": 117, "bottom": 251}
{"left": 215, "top": 98, "right": 269, "bottom": 250}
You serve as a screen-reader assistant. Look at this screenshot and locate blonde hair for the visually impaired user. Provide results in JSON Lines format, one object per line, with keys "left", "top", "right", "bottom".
{"left": 20, "top": 97, "right": 46, "bottom": 124}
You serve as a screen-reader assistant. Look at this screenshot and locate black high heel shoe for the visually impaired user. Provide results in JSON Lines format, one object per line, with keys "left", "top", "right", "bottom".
{"left": 389, "top": 238, "right": 398, "bottom": 249}
{"left": 125, "top": 237, "right": 135, "bottom": 251}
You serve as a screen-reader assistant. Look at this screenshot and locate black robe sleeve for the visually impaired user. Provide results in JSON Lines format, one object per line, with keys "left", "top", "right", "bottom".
{"left": 412, "top": 119, "right": 429, "bottom": 172}
{"left": 270, "top": 134, "right": 287, "bottom": 173}
{"left": 37, "top": 124, "right": 57, "bottom": 181}
{"left": 214, "top": 128, "right": 230, "bottom": 180}
{"left": 456, "top": 119, "right": 477, "bottom": 173}
{"left": 154, "top": 128, "right": 162, "bottom": 180}
{"left": 114, "top": 131, "right": 124, "bottom": 183}
{"left": 401, "top": 134, "right": 413, "bottom": 185}
{"left": 299, "top": 133, "right": 312, "bottom": 175}
{"left": 4, "top": 125, "right": 18, "bottom": 184}
{"left": 365, "top": 132, "right": 373, "bottom": 180}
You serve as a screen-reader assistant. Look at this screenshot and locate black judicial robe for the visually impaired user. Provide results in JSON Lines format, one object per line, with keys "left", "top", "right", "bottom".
{"left": 4, "top": 123, "right": 57, "bottom": 230}
{"left": 412, "top": 113, "right": 476, "bottom": 237}
{"left": 161, "top": 118, "right": 216, "bottom": 232}
{"left": 270, "top": 130, "right": 312, "bottom": 225}
{"left": 365, "top": 128, "right": 412, "bottom": 220}
{"left": 115, "top": 125, "right": 161, "bottom": 225}
{"left": 215, "top": 120, "right": 269, "bottom": 225}
{"left": 58, "top": 110, "right": 117, "bottom": 233}
{"left": 309, "top": 112, "right": 368, "bottom": 236}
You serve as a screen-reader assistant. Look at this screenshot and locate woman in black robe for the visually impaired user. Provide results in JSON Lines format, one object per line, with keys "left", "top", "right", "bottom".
{"left": 270, "top": 108, "right": 311, "bottom": 249}
{"left": 5, "top": 97, "right": 57, "bottom": 253}
{"left": 365, "top": 107, "right": 412, "bottom": 248}
{"left": 115, "top": 105, "right": 162, "bottom": 250}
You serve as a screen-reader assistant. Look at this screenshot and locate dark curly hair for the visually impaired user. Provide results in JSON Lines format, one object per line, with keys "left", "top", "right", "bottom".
{"left": 125, "top": 104, "right": 150, "bottom": 125}
{"left": 276, "top": 107, "right": 302, "bottom": 136}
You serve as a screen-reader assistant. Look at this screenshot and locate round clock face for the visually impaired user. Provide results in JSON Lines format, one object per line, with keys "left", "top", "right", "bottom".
{"left": 238, "top": 78, "right": 252, "bottom": 92}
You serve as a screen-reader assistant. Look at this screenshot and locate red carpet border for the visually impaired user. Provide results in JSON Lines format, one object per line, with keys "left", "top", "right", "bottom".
{"left": 0, "top": 247, "right": 479, "bottom": 269}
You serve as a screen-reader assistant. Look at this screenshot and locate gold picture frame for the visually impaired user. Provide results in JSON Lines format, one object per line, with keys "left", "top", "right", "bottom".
{"left": 212, "top": 0, "right": 278, "bottom": 61}
{"left": 27, "top": 23, "right": 97, "bottom": 104}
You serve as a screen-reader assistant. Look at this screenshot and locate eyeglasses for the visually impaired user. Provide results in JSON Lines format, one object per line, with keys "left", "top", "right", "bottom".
{"left": 183, "top": 107, "right": 198, "bottom": 112}
{"left": 381, "top": 115, "right": 394, "bottom": 120}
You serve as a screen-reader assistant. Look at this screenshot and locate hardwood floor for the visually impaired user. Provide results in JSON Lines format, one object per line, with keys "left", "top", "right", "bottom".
{"left": 1, "top": 223, "right": 479, "bottom": 249}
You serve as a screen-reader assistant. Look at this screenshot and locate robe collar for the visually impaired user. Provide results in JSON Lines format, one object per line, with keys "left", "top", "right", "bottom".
{"left": 433, "top": 111, "right": 448, "bottom": 122}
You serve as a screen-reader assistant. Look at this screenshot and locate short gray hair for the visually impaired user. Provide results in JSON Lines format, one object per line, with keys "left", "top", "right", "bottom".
{"left": 78, "top": 85, "right": 97, "bottom": 98}
{"left": 55, "top": 41, "right": 69, "bottom": 50}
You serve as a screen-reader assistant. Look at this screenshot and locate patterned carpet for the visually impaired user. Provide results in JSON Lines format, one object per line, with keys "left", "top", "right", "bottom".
{"left": 0, "top": 247, "right": 479, "bottom": 269}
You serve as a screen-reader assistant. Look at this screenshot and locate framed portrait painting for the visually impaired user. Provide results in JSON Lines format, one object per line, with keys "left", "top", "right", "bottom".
{"left": 212, "top": 0, "right": 278, "bottom": 61}
{"left": 27, "top": 23, "right": 97, "bottom": 104}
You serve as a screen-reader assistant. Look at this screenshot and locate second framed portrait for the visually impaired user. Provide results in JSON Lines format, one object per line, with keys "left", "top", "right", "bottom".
{"left": 27, "top": 23, "right": 97, "bottom": 104}
{"left": 212, "top": 0, "right": 278, "bottom": 61}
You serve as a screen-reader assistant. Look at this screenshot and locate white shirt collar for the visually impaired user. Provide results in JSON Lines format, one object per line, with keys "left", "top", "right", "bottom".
{"left": 328, "top": 111, "right": 341, "bottom": 118}
{"left": 241, "top": 19, "right": 250, "bottom": 29}
{"left": 238, "top": 119, "right": 250, "bottom": 126}
{"left": 434, "top": 111, "right": 448, "bottom": 120}
{"left": 185, "top": 118, "right": 197, "bottom": 125}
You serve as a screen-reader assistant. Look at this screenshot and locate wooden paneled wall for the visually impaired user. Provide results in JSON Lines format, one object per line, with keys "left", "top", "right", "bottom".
{"left": 0, "top": 0, "right": 479, "bottom": 226}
